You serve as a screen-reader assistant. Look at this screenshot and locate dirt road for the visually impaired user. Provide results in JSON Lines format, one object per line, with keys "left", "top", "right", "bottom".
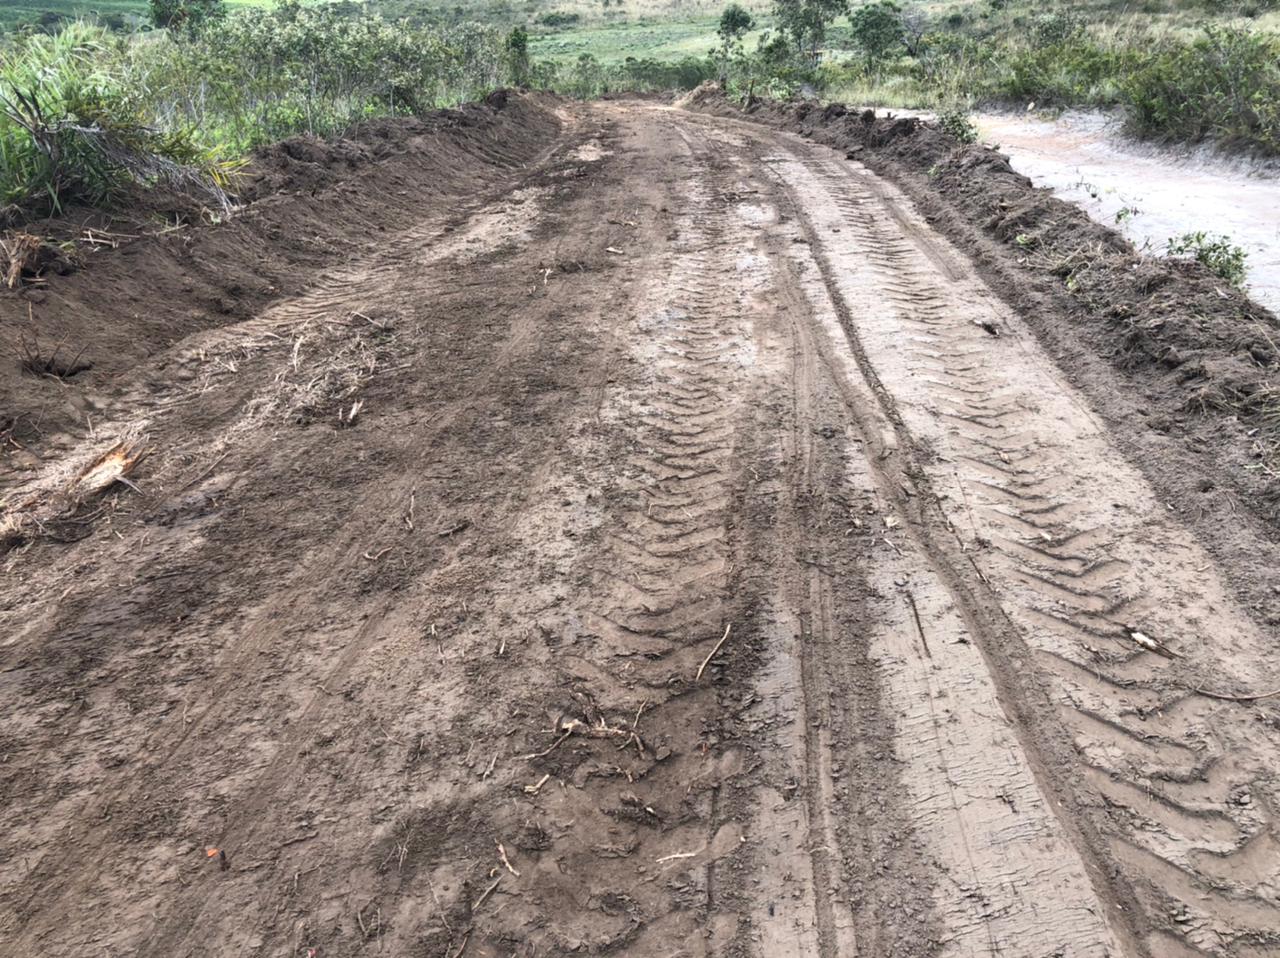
{"left": 3, "top": 97, "right": 1279, "bottom": 957}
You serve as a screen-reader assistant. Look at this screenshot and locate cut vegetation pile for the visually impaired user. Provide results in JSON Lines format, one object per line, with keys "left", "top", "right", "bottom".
{"left": 0, "top": 89, "right": 561, "bottom": 512}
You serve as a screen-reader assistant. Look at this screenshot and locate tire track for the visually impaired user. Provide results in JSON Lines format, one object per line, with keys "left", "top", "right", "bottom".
{"left": 757, "top": 126, "right": 1280, "bottom": 956}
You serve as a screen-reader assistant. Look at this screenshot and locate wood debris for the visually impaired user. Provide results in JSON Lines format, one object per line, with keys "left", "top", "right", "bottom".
{"left": 695, "top": 623, "right": 733, "bottom": 681}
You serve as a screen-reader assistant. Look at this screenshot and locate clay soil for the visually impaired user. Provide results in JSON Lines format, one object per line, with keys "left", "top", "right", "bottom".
{"left": 3, "top": 91, "right": 1280, "bottom": 958}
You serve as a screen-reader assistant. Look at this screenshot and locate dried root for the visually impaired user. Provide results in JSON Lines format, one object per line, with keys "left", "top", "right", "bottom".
{"left": 19, "top": 333, "right": 91, "bottom": 380}
{"left": 0, "top": 231, "right": 77, "bottom": 287}
{"left": 0, "top": 437, "right": 145, "bottom": 554}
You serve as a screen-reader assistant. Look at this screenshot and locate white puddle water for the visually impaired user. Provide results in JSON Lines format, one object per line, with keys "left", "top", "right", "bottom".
{"left": 976, "top": 111, "right": 1280, "bottom": 314}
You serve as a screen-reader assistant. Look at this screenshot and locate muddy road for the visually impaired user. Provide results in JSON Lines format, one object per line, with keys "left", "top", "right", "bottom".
{"left": 3, "top": 97, "right": 1279, "bottom": 958}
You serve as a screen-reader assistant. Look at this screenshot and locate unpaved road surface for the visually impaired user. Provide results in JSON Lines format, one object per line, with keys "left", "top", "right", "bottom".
{"left": 3, "top": 98, "right": 1280, "bottom": 958}
{"left": 975, "top": 111, "right": 1280, "bottom": 314}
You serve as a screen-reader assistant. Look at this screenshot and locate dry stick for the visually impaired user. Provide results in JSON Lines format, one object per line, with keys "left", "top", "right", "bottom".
{"left": 695, "top": 623, "right": 733, "bottom": 682}
{"left": 173, "top": 452, "right": 229, "bottom": 496}
{"left": 425, "top": 872, "right": 452, "bottom": 933}
{"left": 904, "top": 588, "right": 932, "bottom": 659}
{"left": 1191, "top": 685, "right": 1280, "bottom": 703}
{"left": 496, "top": 840, "right": 520, "bottom": 877}
{"left": 404, "top": 488, "right": 416, "bottom": 532}
{"left": 448, "top": 929, "right": 471, "bottom": 958}
{"left": 656, "top": 850, "right": 698, "bottom": 864}
{"left": 966, "top": 554, "right": 990, "bottom": 586}
{"left": 473, "top": 876, "right": 501, "bottom": 911}
{"left": 520, "top": 730, "right": 572, "bottom": 760}
{"left": 523, "top": 773, "right": 551, "bottom": 795}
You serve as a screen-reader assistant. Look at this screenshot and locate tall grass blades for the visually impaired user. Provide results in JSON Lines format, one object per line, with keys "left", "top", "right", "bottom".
{"left": 0, "top": 7, "right": 515, "bottom": 221}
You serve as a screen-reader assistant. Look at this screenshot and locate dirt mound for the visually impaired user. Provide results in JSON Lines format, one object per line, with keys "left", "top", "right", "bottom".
{"left": 687, "top": 89, "right": 1280, "bottom": 524}
{"left": 673, "top": 80, "right": 723, "bottom": 110}
{"left": 0, "top": 91, "right": 562, "bottom": 462}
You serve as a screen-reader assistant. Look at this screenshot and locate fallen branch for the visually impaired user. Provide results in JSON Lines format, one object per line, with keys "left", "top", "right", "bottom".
{"left": 1190, "top": 684, "right": 1280, "bottom": 703}
{"left": 695, "top": 623, "right": 733, "bottom": 681}
{"left": 473, "top": 876, "right": 501, "bottom": 910}
{"left": 655, "top": 850, "right": 697, "bottom": 864}
{"left": 519, "top": 730, "right": 572, "bottom": 761}
{"left": 904, "top": 588, "right": 932, "bottom": 660}
{"left": 496, "top": 840, "right": 520, "bottom": 877}
{"left": 523, "top": 773, "right": 551, "bottom": 795}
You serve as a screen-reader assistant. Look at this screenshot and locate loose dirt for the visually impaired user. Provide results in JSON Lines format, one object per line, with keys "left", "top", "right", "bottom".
{"left": 2, "top": 92, "right": 1279, "bottom": 958}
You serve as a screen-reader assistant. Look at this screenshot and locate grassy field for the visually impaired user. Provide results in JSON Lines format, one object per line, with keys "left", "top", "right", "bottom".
{"left": 0, "top": 0, "right": 268, "bottom": 30}
{"left": 530, "top": 14, "right": 769, "bottom": 62}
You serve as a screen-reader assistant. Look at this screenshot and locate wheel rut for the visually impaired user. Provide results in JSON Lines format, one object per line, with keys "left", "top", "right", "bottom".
{"left": 715, "top": 112, "right": 1280, "bottom": 956}
{"left": 4, "top": 98, "right": 1279, "bottom": 958}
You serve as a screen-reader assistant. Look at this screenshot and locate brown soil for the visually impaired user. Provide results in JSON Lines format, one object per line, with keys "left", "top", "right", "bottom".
{"left": 2, "top": 91, "right": 1280, "bottom": 958}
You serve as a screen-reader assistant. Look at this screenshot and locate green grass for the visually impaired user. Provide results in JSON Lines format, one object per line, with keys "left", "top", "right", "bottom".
{"left": 530, "top": 15, "right": 769, "bottom": 62}
{"left": 0, "top": 0, "right": 270, "bottom": 30}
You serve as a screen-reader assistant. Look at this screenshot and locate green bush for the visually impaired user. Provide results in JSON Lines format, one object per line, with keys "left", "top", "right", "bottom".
{"left": 995, "top": 39, "right": 1136, "bottom": 106}
{"left": 1166, "top": 231, "right": 1249, "bottom": 287}
{"left": 1120, "top": 26, "right": 1280, "bottom": 153}
{"left": 937, "top": 107, "right": 977, "bottom": 143}
{"left": 849, "top": 1, "right": 904, "bottom": 69}
{"left": 0, "top": 23, "right": 234, "bottom": 215}
{"left": 545, "top": 53, "right": 714, "bottom": 98}
{"left": 537, "top": 12, "right": 582, "bottom": 28}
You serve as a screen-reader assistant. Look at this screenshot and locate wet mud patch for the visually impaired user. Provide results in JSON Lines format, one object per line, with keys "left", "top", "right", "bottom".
{"left": 684, "top": 86, "right": 1280, "bottom": 635}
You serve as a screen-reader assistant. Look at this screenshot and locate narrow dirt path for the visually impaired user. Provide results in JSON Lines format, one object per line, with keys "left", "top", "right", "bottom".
{"left": 2, "top": 98, "right": 1278, "bottom": 958}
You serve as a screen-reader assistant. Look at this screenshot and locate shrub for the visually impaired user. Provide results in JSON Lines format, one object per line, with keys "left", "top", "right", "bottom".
{"left": 1120, "top": 26, "right": 1280, "bottom": 154}
{"left": 149, "top": 0, "right": 224, "bottom": 32}
{"left": 0, "top": 23, "right": 234, "bottom": 215}
{"left": 849, "top": 1, "right": 904, "bottom": 69}
{"left": 1029, "top": 11, "right": 1084, "bottom": 47}
{"left": 937, "top": 107, "right": 977, "bottom": 143}
{"left": 537, "top": 12, "right": 582, "bottom": 27}
{"left": 1166, "top": 231, "right": 1248, "bottom": 287}
{"left": 0, "top": 9, "right": 511, "bottom": 219}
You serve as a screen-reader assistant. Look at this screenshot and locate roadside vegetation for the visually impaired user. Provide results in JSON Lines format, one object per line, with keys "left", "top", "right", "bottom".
{"left": 817, "top": 3, "right": 1280, "bottom": 156}
{"left": 0, "top": 1, "right": 520, "bottom": 218}
{"left": 0, "top": 0, "right": 1277, "bottom": 226}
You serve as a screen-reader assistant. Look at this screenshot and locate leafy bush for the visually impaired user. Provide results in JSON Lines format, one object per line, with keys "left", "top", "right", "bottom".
{"left": 140, "top": 5, "right": 508, "bottom": 149}
{"left": 1120, "top": 26, "right": 1280, "bottom": 153}
{"left": 849, "top": 1, "right": 904, "bottom": 68}
{"left": 149, "top": 0, "right": 224, "bottom": 32}
{"left": 537, "top": 12, "right": 582, "bottom": 27}
{"left": 545, "top": 53, "right": 714, "bottom": 98}
{"left": 0, "top": 8, "right": 514, "bottom": 219}
{"left": 995, "top": 38, "right": 1137, "bottom": 106}
{"left": 937, "top": 107, "right": 977, "bottom": 143}
{"left": 1166, "top": 231, "right": 1248, "bottom": 287}
{"left": 1029, "top": 11, "right": 1084, "bottom": 47}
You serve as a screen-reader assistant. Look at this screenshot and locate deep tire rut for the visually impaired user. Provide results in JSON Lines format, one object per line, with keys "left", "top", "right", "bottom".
{"left": 3, "top": 97, "right": 1279, "bottom": 958}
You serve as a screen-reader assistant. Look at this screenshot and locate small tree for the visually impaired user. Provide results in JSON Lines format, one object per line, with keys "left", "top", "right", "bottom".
{"left": 774, "top": 0, "right": 849, "bottom": 64}
{"left": 506, "top": 26, "right": 531, "bottom": 85}
{"left": 900, "top": 8, "right": 929, "bottom": 57}
{"left": 716, "top": 3, "right": 755, "bottom": 80}
{"left": 149, "top": 0, "right": 224, "bottom": 31}
{"left": 849, "top": 0, "right": 904, "bottom": 70}
{"left": 718, "top": 3, "right": 755, "bottom": 47}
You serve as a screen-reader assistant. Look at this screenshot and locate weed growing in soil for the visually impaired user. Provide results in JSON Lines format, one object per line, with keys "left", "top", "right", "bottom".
{"left": 1166, "top": 231, "right": 1248, "bottom": 287}
{"left": 937, "top": 107, "right": 978, "bottom": 144}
